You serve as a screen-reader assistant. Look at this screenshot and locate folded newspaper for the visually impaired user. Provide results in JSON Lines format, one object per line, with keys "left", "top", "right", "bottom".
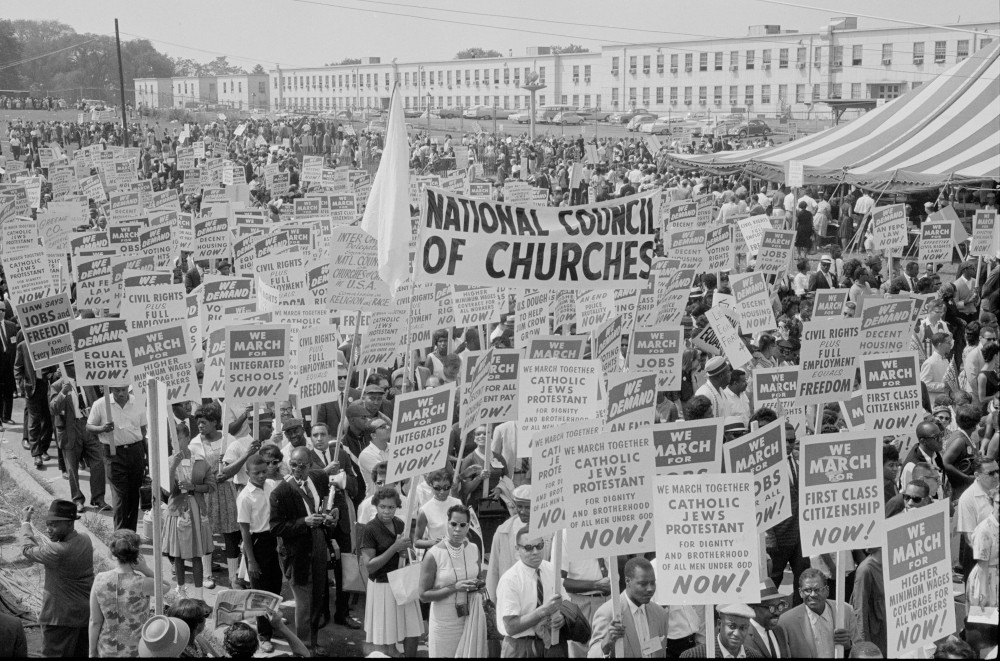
{"left": 212, "top": 589, "right": 282, "bottom": 629}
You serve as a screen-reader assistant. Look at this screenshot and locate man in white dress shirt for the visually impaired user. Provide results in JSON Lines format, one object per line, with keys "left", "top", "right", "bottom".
{"left": 496, "top": 526, "right": 566, "bottom": 657}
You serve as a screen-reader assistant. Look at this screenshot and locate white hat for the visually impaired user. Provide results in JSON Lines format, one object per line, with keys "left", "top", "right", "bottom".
{"left": 717, "top": 603, "right": 755, "bottom": 619}
{"left": 138, "top": 616, "right": 190, "bottom": 657}
{"left": 705, "top": 356, "right": 729, "bottom": 376}
{"left": 512, "top": 484, "right": 532, "bottom": 502}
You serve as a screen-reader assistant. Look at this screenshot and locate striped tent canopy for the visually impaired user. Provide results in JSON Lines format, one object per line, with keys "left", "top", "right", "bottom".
{"left": 667, "top": 40, "right": 1000, "bottom": 191}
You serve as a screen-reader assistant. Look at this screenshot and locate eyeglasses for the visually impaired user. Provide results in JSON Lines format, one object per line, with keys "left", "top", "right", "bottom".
{"left": 266, "top": 460, "right": 282, "bottom": 466}
{"left": 288, "top": 461, "right": 307, "bottom": 469}
{"left": 375, "top": 480, "right": 385, "bottom": 486}
{"left": 767, "top": 601, "right": 790, "bottom": 615}
{"left": 279, "top": 406, "right": 294, "bottom": 413}
{"left": 449, "top": 522, "right": 469, "bottom": 528}
{"left": 518, "top": 542, "right": 545, "bottom": 552}
{"left": 432, "top": 484, "right": 453, "bottom": 492}
{"left": 985, "top": 469, "right": 1000, "bottom": 477}
{"left": 799, "top": 586, "right": 827, "bottom": 595}
{"left": 902, "top": 493, "right": 924, "bottom": 503}
{"left": 983, "top": 336, "right": 998, "bottom": 342}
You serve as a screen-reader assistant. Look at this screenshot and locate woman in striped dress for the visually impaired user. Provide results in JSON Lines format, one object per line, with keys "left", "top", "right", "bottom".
{"left": 189, "top": 402, "right": 241, "bottom": 589}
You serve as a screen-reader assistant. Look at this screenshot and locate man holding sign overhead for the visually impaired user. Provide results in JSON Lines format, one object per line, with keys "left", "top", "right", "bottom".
{"left": 587, "top": 556, "right": 669, "bottom": 658}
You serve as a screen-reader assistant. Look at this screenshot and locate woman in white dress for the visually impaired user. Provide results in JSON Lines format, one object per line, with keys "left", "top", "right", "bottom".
{"left": 419, "top": 504, "right": 483, "bottom": 657}
{"left": 414, "top": 468, "right": 462, "bottom": 553}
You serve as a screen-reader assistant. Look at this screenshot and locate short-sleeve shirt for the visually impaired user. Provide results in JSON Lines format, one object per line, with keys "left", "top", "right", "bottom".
{"left": 359, "top": 516, "right": 404, "bottom": 581}
{"left": 496, "top": 559, "right": 556, "bottom": 638}
{"left": 86, "top": 396, "right": 146, "bottom": 446}
{"left": 223, "top": 435, "right": 255, "bottom": 486}
{"left": 236, "top": 479, "right": 276, "bottom": 534}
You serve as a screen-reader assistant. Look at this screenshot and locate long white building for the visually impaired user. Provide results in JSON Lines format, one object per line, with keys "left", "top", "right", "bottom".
{"left": 266, "top": 17, "right": 997, "bottom": 116}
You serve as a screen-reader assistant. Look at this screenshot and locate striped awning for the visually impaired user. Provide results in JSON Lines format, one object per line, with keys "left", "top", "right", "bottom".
{"left": 666, "top": 40, "right": 1000, "bottom": 190}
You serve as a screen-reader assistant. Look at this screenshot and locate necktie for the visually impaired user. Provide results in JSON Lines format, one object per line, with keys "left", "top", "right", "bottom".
{"left": 789, "top": 456, "right": 798, "bottom": 488}
{"left": 767, "top": 630, "right": 778, "bottom": 658}
{"left": 536, "top": 568, "right": 544, "bottom": 608}
{"left": 298, "top": 479, "right": 315, "bottom": 513}
{"left": 635, "top": 604, "right": 650, "bottom": 653}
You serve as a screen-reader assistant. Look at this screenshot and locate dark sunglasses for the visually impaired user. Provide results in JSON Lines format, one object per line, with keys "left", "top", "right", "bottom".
{"left": 766, "top": 601, "right": 790, "bottom": 615}
{"left": 518, "top": 542, "right": 545, "bottom": 552}
{"left": 265, "top": 459, "right": 282, "bottom": 466}
{"left": 902, "top": 493, "right": 924, "bottom": 503}
{"left": 449, "top": 521, "right": 469, "bottom": 528}
{"left": 433, "top": 484, "right": 453, "bottom": 492}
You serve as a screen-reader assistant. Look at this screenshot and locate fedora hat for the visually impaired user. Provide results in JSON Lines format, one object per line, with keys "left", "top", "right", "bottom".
{"left": 45, "top": 499, "right": 79, "bottom": 522}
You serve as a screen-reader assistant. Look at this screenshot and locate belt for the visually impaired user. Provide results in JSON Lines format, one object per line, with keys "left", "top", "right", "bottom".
{"left": 371, "top": 576, "right": 390, "bottom": 584}
{"left": 102, "top": 440, "right": 143, "bottom": 448}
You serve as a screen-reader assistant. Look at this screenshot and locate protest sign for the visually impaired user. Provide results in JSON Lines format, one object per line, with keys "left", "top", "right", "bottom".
{"left": 753, "top": 366, "right": 805, "bottom": 431}
{"left": 919, "top": 221, "right": 953, "bottom": 263}
{"left": 224, "top": 324, "right": 289, "bottom": 405}
{"left": 415, "top": 188, "right": 657, "bottom": 290}
{"left": 255, "top": 251, "right": 309, "bottom": 306}
{"left": 666, "top": 228, "right": 706, "bottom": 270}
{"left": 14, "top": 293, "right": 74, "bottom": 369}
{"left": 651, "top": 418, "right": 723, "bottom": 475}
{"left": 138, "top": 224, "right": 174, "bottom": 268}
{"left": 37, "top": 201, "right": 85, "bottom": 253}
{"left": 737, "top": 214, "right": 771, "bottom": 255}
{"left": 796, "top": 317, "right": 861, "bottom": 403}
{"left": 296, "top": 326, "right": 341, "bottom": 409}
{"left": 860, "top": 351, "right": 923, "bottom": 434}
{"left": 705, "top": 307, "right": 753, "bottom": 369}
{"left": 786, "top": 160, "right": 804, "bottom": 188}
{"left": 194, "top": 216, "right": 231, "bottom": 261}
{"left": 452, "top": 285, "right": 505, "bottom": 327}
{"left": 729, "top": 271, "right": 776, "bottom": 334}
{"left": 122, "top": 270, "right": 186, "bottom": 333}
{"left": 812, "top": 289, "right": 849, "bottom": 318}
{"left": 798, "top": 430, "right": 884, "bottom": 555}
{"left": 201, "top": 329, "right": 226, "bottom": 400}
{"left": 201, "top": 276, "right": 254, "bottom": 336}
{"left": 858, "top": 297, "right": 916, "bottom": 356}
{"left": 515, "top": 289, "right": 550, "bottom": 350}
{"left": 883, "top": 500, "right": 955, "bottom": 656}
{"left": 627, "top": 325, "right": 682, "bottom": 391}
{"left": 573, "top": 290, "right": 614, "bottom": 334}
{"left": 614, "top": 289, "right": 639, "bottom": 337}
{"left": 724, "top": 419, "right": 790, "bottom": 532}
{"left": 124, "top": 322, "right": 200, "bottom": 404}
{"left": 2, "top": 244, "right": 54, "bottom": 305}
{"left": 755, "top": 229, "right": 795, "bottom": 274}
{"left": 552, "top": 290, "right": 576, "bottom": 332}
{"left": 327, "top": 227, "right": 395, "bottom": 311}
{"left": 432, "top": 284, "right": 455, "bottom": 329}
{"left": 517, "top": 359, "right": 601, "bottom": 458}
{"left": 647, "top": 260, "right": 695, "bottom": 326}
{"left": 70, "top": 318, "right": 129, "bottom": 387}
{"left": 529, "top": 421, "right": 600, "bottom": 540}
{"left": 871, "top": 204, "right": 908, "bottom": 253}
{"left": 527, "top": 335, "right": 588, "bottom": 360}
{"left": 705, "top": 224, "right": 733, "bottom": 272}
{"left": 606, "top": 373, "right": 656, "bottom": 432}
{"left": 564, "top": 428, "right": 656, "bottom": 558}
{"left": 472, "top": 348, "right": 519, "bottom": 425}
{"left": 593, "top": 315, "right": 624, "bottom": 377}
{"left": 654, "top": 473, "right": 760, "bottom": 605}
{"left": 970, "top": 209, "right": 998, "bottom": 258}
{"left": 74, "top": 254, "right": 114, "bottom": 310}
{"left": 839, "top": 391, "right": 867, "bottom": 430}
{"left": 356, "top": 310, "right": 405, "bottom": 369}
{"left": 386, "top": 383, "right": 456, "bottom": 483}
{"left": 667, "top": 200, "right": 697, "bottom": 231}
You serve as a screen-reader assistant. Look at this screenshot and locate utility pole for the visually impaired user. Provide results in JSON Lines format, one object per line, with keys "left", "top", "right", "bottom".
{"left": 114, "top": 19, "right": 128, "bottom": 146}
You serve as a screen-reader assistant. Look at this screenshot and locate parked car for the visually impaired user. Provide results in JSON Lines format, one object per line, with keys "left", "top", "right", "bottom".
{"left": 626, "top": 113, "right": 658, "bottom": 131}
{"left": 641, "top": 117, "right": 702, "bottom": 135}
{"left": 577, "top": 107, "right": 610, "bottom": 122}
{"left": 403, "top": 108, "right": 423, "bottom": 118}
{"left": 508, "top": 111, "right": 532, "bottom": 124}
{"left": 435, "top": 106, "right": 463, "bottom": 118}
{"left": 552, "top": 112, "right": 585, "bottom": 125}
{"left": 493, "top": 108, "right": 513, "bottom": 119}
{"left": 608, "top": 108, "right": 649, "bottom": 124}
{"left": 729, "top": 119, "right": 772, "bottom": 137}
{"left": 463, "top": 105, "right": 492, "bottom": 118}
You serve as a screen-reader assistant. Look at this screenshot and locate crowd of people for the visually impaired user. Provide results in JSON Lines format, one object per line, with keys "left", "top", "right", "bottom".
{"left": 1, "top": 103, "right": 999, "bottom": 659}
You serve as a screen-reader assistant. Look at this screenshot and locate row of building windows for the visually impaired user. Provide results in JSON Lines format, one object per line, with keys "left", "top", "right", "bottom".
{"left": 604, "top": 81, "right": 918, "bottom": 107}
{"left": 274, "top": 64, "right": 577, "bottom": 92}
{"left": 278, "top": 93, "right": 607, "bottom": 110}
{"left": 608, "top": 38, "right": 989, "bottom": 74}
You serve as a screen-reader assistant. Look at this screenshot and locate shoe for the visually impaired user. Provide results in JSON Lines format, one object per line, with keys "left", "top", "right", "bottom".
{"left": 76, "top": 502, "right": 86, "bottom": 514}
{"left": 258, "top": 638, "right": 274, "bottom": 654}
{"left": 62, "top": 472, "right": 70, "bottom": 480}
{"left": 203, "top": 576, "right": 216, "bottom": 589}
{"left": 21, "top": 439, "right": 29, "bottom": 450}
{"left": 334, "top": 616, "right": 363, "bottom": 630}
{"left": 96, "top": 503, "right": 112, "bottom": 513}
{"left": 34, "top": 457, "right": 44, "bottom": 469}
{"left": 41, "top": 453, "right": 52, "bottom": 461}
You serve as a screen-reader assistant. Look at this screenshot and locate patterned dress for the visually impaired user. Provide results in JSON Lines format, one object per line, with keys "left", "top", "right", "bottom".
{"left": 192, "top": 433, "right": 240, "bottom": 535}
{"left": 162, "top": 454, "right": 215, "bottom": 558}
{"left": 93, "top": 570, "right": 150, "bottom": 657}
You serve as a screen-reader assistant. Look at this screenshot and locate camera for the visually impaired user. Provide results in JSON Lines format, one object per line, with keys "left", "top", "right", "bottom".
{"left": 455, "top": 603, "right": 468, "bottom": 618}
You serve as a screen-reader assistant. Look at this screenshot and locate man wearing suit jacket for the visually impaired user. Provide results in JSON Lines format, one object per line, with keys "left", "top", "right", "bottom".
{"left": 310, "top": 422, "right": 363, "bottom": 630}
{"left": 270, "top": 446, "right": 335, "bottom": 654}
{"left": 777, "top": 568, "right": 862, "bottom": 658}
{"left": 588, "top": 557, "right": 669, "bottom": 658}
{"left": 808, "top": 254, "right": 839, "bottom": 291}
{"left": 49, "top": 367, "right": 107, "bottom": 512}
{"left": 745, "top": 580, "right": 791, "bottom": 658}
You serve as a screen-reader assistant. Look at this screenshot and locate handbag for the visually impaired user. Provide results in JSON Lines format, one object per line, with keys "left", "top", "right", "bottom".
{"left": 481, "top": 594, "right": 503, "bottom": 642}
{"left": 387, "top": 548, "right": 421, "bottom": 605}
{"left": 339, "top": 499, "right": 366, "bottom": 593}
